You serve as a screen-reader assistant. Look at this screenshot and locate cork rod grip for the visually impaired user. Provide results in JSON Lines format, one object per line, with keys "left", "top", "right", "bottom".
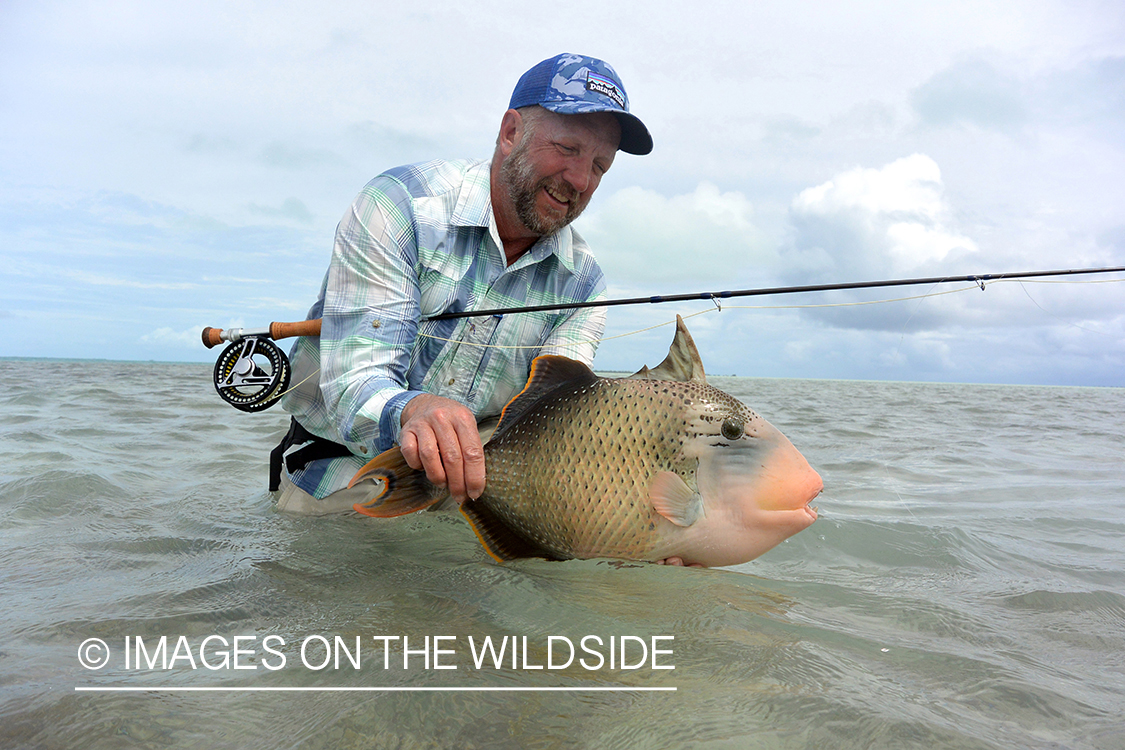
{"left": 270, "top": 319, "right": 322, "bottom": 340}
{"left": 201, "top": 327, "right": 225, "bottom": 349}
{"left": 201, "top": 319, "right": 323, "bottom": 349}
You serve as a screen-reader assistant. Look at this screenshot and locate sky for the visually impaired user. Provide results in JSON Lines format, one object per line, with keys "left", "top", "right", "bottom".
{"left": 1, "top": 0, "right": 1123, "bottom": 386}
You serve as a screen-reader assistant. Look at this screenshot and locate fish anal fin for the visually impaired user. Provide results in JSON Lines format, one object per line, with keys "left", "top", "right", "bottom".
{"left": 648, "top": 471, "right": 705, "bottom": 527}
{"left": 460, "top": 502, "right": 562, "bottom": 562}
{"left": 492, "top": 355, "right": 599, "bottom": 441}
{"left": 628, "top": 315, "right": 706, "bottom": 383}
{"left": 349, "top": 446, "right": 447, "bottom": 517}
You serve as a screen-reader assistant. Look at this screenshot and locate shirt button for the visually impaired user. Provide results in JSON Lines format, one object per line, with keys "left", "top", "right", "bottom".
{"left": 360, "top": 446, "right": 368, "bottom": 454}
{"left": 448, "top": 378, "right": 456, "bottom": 385}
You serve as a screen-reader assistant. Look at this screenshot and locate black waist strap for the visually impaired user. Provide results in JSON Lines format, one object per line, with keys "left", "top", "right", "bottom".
{"left": 269, "top": 417, "right": 355, "bottom": 491}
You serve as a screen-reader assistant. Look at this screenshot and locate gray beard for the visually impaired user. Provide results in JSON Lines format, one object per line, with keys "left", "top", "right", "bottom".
{"left": 500, "top": 141, "right": 584, "bottom": 236}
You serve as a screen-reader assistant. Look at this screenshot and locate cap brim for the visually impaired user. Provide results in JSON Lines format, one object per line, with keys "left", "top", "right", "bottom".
{"left": 539, "top": 101, "right": 653, "bottom": 156}
{"left": 612, "top": 112, "right": 653, "bottom": 156}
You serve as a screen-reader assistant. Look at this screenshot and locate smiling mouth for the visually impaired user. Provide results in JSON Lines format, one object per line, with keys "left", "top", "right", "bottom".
{"left": 543, "top": 183, "right": 574, "bottom": 208}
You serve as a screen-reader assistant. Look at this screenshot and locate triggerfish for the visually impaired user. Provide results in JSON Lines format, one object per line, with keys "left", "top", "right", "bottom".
{"left": 349, "top": 316, "right": 822, "bottom": 567}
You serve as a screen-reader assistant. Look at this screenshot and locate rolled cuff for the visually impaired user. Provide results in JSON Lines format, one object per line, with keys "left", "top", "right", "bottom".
{"left": 378, "top": 390, "right": 427, "bottom": 452}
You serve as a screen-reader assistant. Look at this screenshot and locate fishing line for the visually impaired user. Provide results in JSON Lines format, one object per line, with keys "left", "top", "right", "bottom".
{"left": 227, "top": 276, "right": 1115, "bottom": 405}
{"left": 262, "top": 286, "right": 959, "bottom": 402}
{"left": 415, "top": 308, "right": 717, "bottom": 350}
{"left": 1013, "top": 280, "right": 1114, "bottom": 337}
{"left": 415, "top": 274, "right": 1125, "bottom": 350}
{"left": 412, "top": 279, "right": 1009, "bottom": 350}
{"left": 719, "top": 275, "right": 1123, "bottom": 310}
{"left": 234, "top": 311, "right": 720, "bottom": 407}
{"left": 269, "top": 366, "right": 322, "bottom": 403}
{"left": 1015, "top": 277, "right": 1124, "bottom": 285}
{"left": 897, "top": 281, "right": 944, "bottom": 350}
{"left": 717, "top": 282, "right": 985, "bottom": 311}
{"left": 880, "top": 456, "right": 921, "bottom": 523}
{"left": 422, "top": 265, "right": 1125, "bottom": 321}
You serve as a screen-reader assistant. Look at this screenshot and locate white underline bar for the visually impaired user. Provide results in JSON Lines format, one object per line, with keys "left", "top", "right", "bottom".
{"left": 75, "top": 686, "right": 676, "bottom": 693}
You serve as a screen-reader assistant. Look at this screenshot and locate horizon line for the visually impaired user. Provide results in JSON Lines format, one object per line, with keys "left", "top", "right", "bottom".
{"left": 2, "top": 356, "right": 1120, "bottom": 389}
{"left": 75, "top": 685, "right": 677, "bottom": 693}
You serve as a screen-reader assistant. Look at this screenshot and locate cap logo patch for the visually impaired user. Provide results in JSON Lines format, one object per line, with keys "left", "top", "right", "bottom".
{"left": 585, "top": 71, "right": 625, "bottom": 109}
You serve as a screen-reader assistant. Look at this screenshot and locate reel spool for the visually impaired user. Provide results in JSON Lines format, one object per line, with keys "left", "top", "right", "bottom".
{"left": 212, "top": 337, "right": 291, "bottom": 412}
{"left": 202, "top": 319, "right": 322, "bottom": 412}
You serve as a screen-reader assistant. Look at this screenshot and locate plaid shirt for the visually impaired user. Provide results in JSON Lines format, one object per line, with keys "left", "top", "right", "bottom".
{"left": 280, "top": 159, "right": 607, "bottom": 498}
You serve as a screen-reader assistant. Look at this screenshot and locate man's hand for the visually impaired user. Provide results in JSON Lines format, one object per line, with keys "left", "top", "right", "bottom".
{"left": 399, "top": 394, "right": 485, "bottom": 503}
{"left": 654, "top": 557, "right": 704, "bottom": 568}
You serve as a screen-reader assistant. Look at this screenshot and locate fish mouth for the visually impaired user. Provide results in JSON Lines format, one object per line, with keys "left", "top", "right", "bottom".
{"left": 802, "top": 488, "right": 822, "bottom": 521}
{"left": 721, "top": 442, "right": 823, "bottom": 536}
{"left": 800, "top": 472, "right": 823, "bottom": 520}
{"left": 753, "top": 453, "right": 822, "bottom": 514}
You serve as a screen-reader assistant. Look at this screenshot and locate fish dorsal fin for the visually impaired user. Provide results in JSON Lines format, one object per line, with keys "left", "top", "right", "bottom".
{"left": 648, "top": 471, "right": 705, "bottom": 527}
{"left": 492, "top": 355, "right": 598, "bottom": 441}
{"left": 628, "top": 315, "right": 706, "bottom": 383}
{"left": 460, "top": 501, "right": 563, "bottom": 562}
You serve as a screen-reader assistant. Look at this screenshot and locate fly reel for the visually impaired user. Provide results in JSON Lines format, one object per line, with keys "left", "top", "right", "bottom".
{"left": 212, "top": 337, "right": 290, "bottom": 412}
{"left": 202, "top": 320, "right": 322, "bottom": 412}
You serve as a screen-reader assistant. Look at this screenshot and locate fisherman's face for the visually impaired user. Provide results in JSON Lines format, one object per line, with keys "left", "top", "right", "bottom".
{"left": 500, "top": 110, "right": 620, "bottom": 236}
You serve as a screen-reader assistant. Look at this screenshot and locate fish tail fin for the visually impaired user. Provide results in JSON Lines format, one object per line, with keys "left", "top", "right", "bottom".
{"left": 348, "top": 447, "right": 446, "bottom": 517}
{"left": 459, "top": 502, "right": 562, "bottom": 562}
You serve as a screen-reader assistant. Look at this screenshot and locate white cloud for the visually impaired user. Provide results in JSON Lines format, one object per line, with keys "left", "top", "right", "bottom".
{"left": 789, "top": 154, "right": 978, "bottom": 277}
{"left": 794, "top": 154, "right": 945, "bottom": 217}
{"left": 884, "top": 222, "right": 976, "bottom": 265}
{"left": 578, "top": 182, "right": 774, "bottom": 288}
{"left": 139, "top": 325, "right": 208, "bottom": 347}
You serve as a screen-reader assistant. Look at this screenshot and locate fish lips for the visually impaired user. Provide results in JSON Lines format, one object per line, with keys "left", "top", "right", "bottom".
{"left": 698, "top": 425, "right": 822, "bottom": 519}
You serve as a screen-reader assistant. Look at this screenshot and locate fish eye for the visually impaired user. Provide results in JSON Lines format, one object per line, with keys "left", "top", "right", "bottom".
{"left": 720, "top": 418, "right": 744, "bottom": 441}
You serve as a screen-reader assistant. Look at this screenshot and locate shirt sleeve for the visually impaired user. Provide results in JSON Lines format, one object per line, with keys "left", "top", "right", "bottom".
{"left": 317, "top": 176, "right": 428, "bottom": 453}
{"left": 539, "top": 290, "right": 608, "bottom": 366}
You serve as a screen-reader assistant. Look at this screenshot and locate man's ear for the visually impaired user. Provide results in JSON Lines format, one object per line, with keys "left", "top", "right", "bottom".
{"left": 497, "top": 109, "right": 523, "bottom": 158}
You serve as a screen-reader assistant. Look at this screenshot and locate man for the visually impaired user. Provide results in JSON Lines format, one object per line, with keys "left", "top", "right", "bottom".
{"left": 272, "top": 53, "right": 652, "bottom": 514}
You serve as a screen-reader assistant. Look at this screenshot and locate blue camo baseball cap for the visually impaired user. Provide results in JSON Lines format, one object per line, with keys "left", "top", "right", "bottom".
{"left": 509, "top": 53, "right": 653, "bottom": 156}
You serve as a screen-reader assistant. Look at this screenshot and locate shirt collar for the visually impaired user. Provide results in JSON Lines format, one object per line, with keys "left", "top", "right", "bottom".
{"left": 450, "top": 160, "right": 493, "bottom": 228}
{"left": 519, "top": 224, "right": 577, "bottom": 273}
{"left": 453, "top": 160, "right": 579, "bottom": 273}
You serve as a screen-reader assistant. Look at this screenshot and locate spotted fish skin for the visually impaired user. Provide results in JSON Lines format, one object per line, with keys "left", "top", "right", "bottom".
{"left": 482, "top": 372, "right": 762, "bottom": 561}
{"left": 351, "top": 316, "right": 822, "bottom": 567}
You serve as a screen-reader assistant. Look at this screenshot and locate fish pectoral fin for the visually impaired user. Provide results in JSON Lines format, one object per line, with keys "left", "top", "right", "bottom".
{"left": 648, "top": 471, "right": 705, "bottom": 527}
{"left": 460, "top": 502, "right": 563, "bottom": 562}
{"left": 348, "top": 446, "right": 446, "bottom": 518}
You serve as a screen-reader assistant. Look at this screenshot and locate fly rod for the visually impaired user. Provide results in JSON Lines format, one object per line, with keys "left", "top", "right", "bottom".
{"left": 200, "top": 265, "right": 1124, "bottom": 411}
{"left": 426, "top": 265, "right": 1125, "bottom": 321}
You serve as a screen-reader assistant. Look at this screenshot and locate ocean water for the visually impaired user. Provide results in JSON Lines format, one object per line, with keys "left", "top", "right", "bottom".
{"left": 1, "top": 358, "right": 1123, "bottom": 750}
